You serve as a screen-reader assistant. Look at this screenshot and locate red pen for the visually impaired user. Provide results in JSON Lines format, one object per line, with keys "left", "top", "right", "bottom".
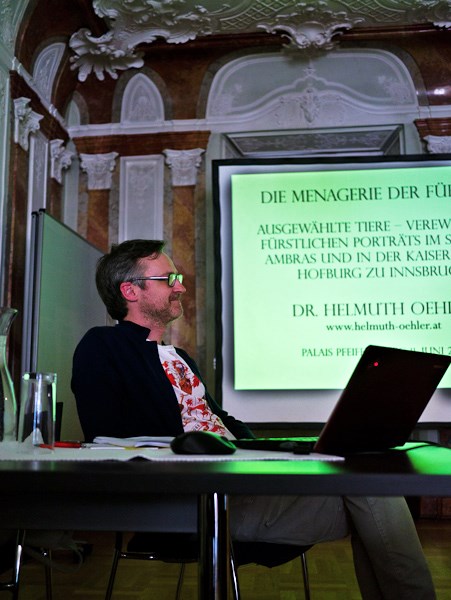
{"left": 54, "top": 441, "right": 83, "bottom": 448}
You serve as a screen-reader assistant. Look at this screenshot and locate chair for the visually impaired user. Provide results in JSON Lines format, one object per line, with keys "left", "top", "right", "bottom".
{"left": 232, "top": 541, "right": 312, "bottom": 600}
{"left": 0, "top": 531, "right": 53, "bottom": 600}
{"left": 105, "top": 532, "right": 197, "bottom": 600}
{"left": 0, "top": 530, "right": 90, "bottom": 599}
{"left": 105, "top": 531, "right": 312, "bottom": 600}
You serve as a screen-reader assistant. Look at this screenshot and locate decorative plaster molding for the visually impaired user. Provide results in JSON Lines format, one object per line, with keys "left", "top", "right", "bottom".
{"left": 280, "top": 87, "right": 324, "bottom": 124}
{"left": 32, "top": 43, "right": 66, "bottom": 102}
{"left": 0, "top": 73, "right": 6, "bottom": 115}
{"left": 119, "top": 155, "right": 164, "bottom": 242}
{"left": 69, "top": 29, "right": 144, "bottom": 82}
{"left": 408, "top": 0, "right": 451, "bottom": 29}
{"left": 206, "top": 51, "right": 418, "bottom": 133}
{"left": 121, "top": 73, "right": 164, "bottom": 123}
{"left": 227, "top": 127, "right": 401, "bottom": 157}
{"left": 50, "top": 139, "right": 74, "bottom": 184}
{"left": 80, "top": 151, "right": 118, "bottom": 190}
{"left": 13, "top": 97, "right": 43, "bottom": 152}
{"left": 29, "top": 131, "right": 48, "bottom": 212}
{"left": 257, "top": 2, "right": 362, "bottom": 51}
{"left": 10, "top": 59, "right": 67, "bottom": 132}
{"left": 424, "top": 135, "right": 451, "bottom": 153}
{"left": 0, "top": 0, "right": 14, "bottom": 50}
{"left": 69, "top": 0, "right": 226, "bottom": 82}
{"left": 93, "top": 0, "right": 222, "bottom": 43}
{"left": 67, "top": 0, "right": 451, "bottom": 81}
{"left": 163, "top": 148, "right": 204, "bottom": 187}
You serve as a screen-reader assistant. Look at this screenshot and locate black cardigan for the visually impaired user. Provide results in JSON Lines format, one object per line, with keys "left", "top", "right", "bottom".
{"left": 71, "top": 320, "right": 253, "bottom": 442}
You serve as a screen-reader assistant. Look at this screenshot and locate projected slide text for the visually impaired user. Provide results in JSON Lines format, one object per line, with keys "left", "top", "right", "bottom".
{"left": 231, "top": 165, "right": 451, "bottom": 390}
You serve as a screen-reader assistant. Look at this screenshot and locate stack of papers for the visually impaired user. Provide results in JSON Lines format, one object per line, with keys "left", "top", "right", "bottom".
{"left": 92, "top": 436, "right": 173, "bottom": 448}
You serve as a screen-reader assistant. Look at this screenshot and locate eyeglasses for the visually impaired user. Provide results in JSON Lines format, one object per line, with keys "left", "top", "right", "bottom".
{"left": 129, "top": 273, "right": 184, "bottom": 287}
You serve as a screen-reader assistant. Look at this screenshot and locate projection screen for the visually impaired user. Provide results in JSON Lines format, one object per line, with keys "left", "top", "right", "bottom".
{"left": 213, "top": 155, "right": 451, "bottom": 424}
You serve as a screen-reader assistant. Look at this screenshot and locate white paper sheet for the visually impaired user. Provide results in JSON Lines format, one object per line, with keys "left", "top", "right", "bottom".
{"left": 0, "top": 443, "right": 344, "bottom": 462}
{"left": 92, "top": 435, "right": 173, "bottom": 448}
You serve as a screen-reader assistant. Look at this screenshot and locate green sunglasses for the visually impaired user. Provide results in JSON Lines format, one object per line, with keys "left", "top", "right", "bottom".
{"left": 129, "top": 273, "right": 184, "bottom": 287}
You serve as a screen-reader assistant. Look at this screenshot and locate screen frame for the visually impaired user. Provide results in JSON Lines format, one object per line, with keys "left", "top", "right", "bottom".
{"left": 212, "top": 153, "right": 451, "bottom": 426}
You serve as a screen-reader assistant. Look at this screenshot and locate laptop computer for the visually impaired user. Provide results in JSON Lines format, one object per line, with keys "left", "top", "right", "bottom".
{"left": 234, "top": 345, "right": 451, "bottom": 456}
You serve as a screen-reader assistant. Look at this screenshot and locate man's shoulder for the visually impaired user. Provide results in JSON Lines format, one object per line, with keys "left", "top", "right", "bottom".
{"left": 74, "top": 325, "right": 133, "bottom": 364}
{"left": 82, "top": 325, "right": 117, "bottom": 339}
{"left": 75, "top": 325, "right": 118, "bottom": 349}
{"left": 79, "top": 321, "right": 150, "bottom": 345}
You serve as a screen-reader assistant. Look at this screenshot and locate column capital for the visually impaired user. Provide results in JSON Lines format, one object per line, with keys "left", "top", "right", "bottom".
{"left": 13, "top": 97, "right": 43, "bottom": 152}
{"left": 424, "top": 135, "right": 451, "bottom": 154}
{"left": 50, "top": 139, "right": 74, "bottom": 183}
{"left": 80, "top": 152, "right": 119, "bottom": 190}
{"left": 163, "top": 148, "right": 204, "bottom": 186}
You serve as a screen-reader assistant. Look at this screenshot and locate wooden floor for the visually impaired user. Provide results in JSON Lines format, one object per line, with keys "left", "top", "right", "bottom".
{"left": 5, "top": 520, "right": 451, "bottom": 599}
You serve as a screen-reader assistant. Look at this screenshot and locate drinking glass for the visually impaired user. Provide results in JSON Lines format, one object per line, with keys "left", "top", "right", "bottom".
{"left": 18, "top": 372, "right": 57, "bottom": 449}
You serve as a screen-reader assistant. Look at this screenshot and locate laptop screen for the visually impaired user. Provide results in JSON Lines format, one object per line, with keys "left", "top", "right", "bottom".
{"left": 313, "top": 345, "right": 451, "bottom": 456}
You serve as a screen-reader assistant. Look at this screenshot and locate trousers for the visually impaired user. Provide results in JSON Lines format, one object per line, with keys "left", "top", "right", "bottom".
{"left": 229, "top": 495, "right": 436, "bottom": 600}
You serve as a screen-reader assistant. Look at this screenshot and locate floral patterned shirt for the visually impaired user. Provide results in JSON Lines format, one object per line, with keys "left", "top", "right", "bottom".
{"left": 158, "top": 344, "right": 232, "bottom": 437}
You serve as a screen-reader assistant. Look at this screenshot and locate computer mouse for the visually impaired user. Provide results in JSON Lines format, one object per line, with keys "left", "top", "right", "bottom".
{"left": 170, "top": 431, "right": 236, "bottom": 455}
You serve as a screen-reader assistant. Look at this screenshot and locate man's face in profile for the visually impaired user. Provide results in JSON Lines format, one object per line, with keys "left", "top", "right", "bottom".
{"left": 135, "top": 253, "right": 186, "bottom": 326}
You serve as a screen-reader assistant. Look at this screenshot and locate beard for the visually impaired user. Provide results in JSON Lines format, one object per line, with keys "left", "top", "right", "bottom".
{"left": 140, "top": 292, "right": 184, "bottom": 327}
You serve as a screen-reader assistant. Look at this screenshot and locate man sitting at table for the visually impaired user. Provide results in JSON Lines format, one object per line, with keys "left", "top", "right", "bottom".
{"left": 71, "top": 239, "right": 435, "bottom": 600}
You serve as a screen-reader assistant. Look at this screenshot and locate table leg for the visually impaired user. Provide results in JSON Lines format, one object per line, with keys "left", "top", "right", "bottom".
{"left": 198, "top": 492, "right": 230, "bottom": 600}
